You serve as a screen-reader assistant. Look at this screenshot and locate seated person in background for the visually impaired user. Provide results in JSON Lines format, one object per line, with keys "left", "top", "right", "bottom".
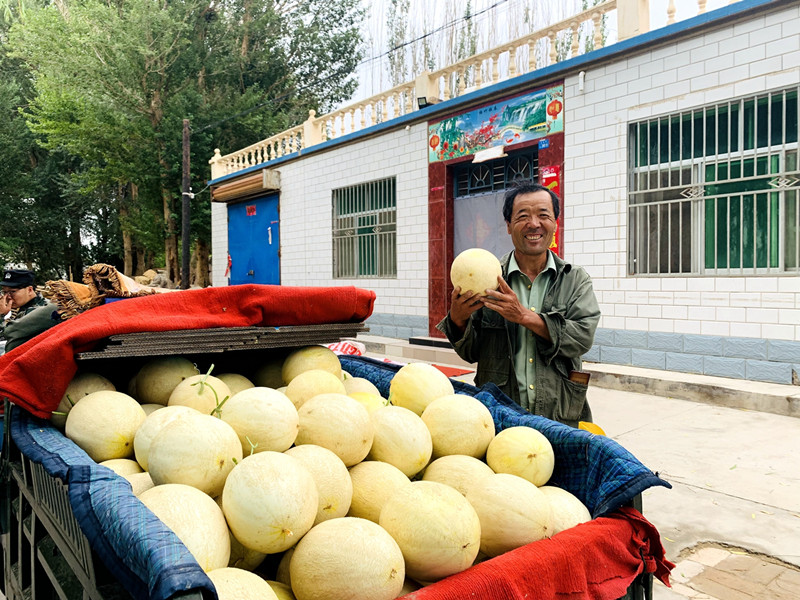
{"left": 1, "top": 269, "right": 59, "bottom": 354}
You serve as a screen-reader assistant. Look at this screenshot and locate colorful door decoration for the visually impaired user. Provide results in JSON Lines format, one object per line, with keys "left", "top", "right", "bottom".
{"left": 428, "top": 84, "right": 564, "bottom": 162}
{"left": 540, "top": 165, "right": 563, "bottom": 258}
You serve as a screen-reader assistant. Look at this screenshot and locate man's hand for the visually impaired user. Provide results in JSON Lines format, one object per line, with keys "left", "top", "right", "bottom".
{"left": 449, "top": 286, "right": 483, "bottom": 331}
{"left": 481, "top": 277, "right": 551, "bottom": 340}
{"left": 480, "top": 277, "right": 529, "bottom": 324}
{"left": 1, "top": 293, "right": 13, "bottom": 317}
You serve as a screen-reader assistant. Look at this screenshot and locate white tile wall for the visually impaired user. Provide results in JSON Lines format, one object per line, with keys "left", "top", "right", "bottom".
{"left": 211, "top": 123, "right": 430, "bottom": 323}
{"left": 564, "top": 3, "right": 800, "bottom": 342}
{"left": 210, "top": 3, "right": 800, "bottom": 344}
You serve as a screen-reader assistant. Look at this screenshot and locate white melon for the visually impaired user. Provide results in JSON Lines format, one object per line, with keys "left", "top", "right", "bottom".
{"left": 485, "top": 426, "right": 555, "bottom": 487}
{"left": 466, "top": 472, "right": 554, "bottom": 557}
{"left": 421, "top": 393, "right": 495, "bottom": 459}
{"left": 285, "top": 444, "right": 353, "bottom": 524}
{"left": 347, "top": 461, "right": 410, "bottom": 523}
{"left": 421, "top": 455, "right": 495, "bottom": 496}
{"left": 348, "top": 392, "right": 389, "bottom": 414}
{"left": 216, "top": 373, "right": 255, "bottom": 396}
{"left": 140, "top": 403, "right": 164, "bottom": 416}
{"left": 127, "top": 374, "right": 138, "bottom": 398}
{"left": 207, "top": 567, "right": 278, "bottom": 600}
{"left": 136, "top": 357, "right": 199, "bottom": 405}
{"left": 99, "top": 458, "right": 143, "bottom": 477}
{"left": 284, "top": 369, "right": 346, "bottom": 409}
{"left": 379, "top": 480, "right": 481, "bottom": 582}
{"left": 65, "top": 391, "right": 146, "bottom": 462}
{"left": 148, "top": 413, "right": 243, "bottom": 497}
{"left": 399, "top": 579, "right": 421, "bottom": 595}
{"left": 124, "top": 471, "right": 155, "bottom": 496}
{"left": 168, "top": 374, "right": 231, "bottom": 415}
{"left": 539, "top": 485, "right": 592, "bottom": 535}
{"left": 228, "top": 530, "right": 267, "bottom": 571}
{"left": 450, "top": 247, "right": 502, "bottom": 296}
{"left": 252, "top": 357, "right": 285, "bottom": 388}
{"left": 139, "top": 483, "right": 230, "bottom": 572}
{"left": 265, "top": 581, "right": 295, "bottom": 600}
{"left": 274, "top": 547, "right": 295, "bottom": 588}
{"left": 220, "top": 387, "right": 299, "bottom": 455}
{"left": 281, "top": 346, "right": 342, "bottom": 384}
{"left": 51, "top": 372, "right": 115, "bottom": 429}
{"left": 295, "top": 393, "right": 373, "bottom": 467}
{"left": 343, "top": 377, "right": 381, "bottom": 397}
{"left": 289, "top": 517, "right": 405, "bottom": 600}
{"left": 388, "top": 363, "right": 454, "bottom": 416}
{"left": 221, "top": 452, "right": 318, "bottom": 554}
{"left": 134, "top": 405, "right": 198, "bottom": 471}
{"left": 367, "top": 406, "right": 432, "bottom": 478}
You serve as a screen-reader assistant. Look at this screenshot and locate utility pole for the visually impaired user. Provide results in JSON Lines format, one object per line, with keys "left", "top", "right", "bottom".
{"left": 181, "top": 119, "right": 191, "bottom": 290}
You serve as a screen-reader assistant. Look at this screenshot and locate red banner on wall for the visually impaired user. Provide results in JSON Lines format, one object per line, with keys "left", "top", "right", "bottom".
{"left": 540, "top": 165, "right": 563, "bottom": 258}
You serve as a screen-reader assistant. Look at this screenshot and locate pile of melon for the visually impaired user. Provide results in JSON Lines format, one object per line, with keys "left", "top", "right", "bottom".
{"left": 57, "top": 345, "right": 592, "bottom": 600}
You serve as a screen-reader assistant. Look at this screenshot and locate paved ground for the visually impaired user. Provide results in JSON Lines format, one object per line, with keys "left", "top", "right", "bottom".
{"left": 588, "top": 386, "right": 800, "bottom": 599}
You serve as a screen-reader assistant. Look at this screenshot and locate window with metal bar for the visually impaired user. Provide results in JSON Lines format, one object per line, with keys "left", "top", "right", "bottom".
{"left": 454, "top": 151, "right": 539, "bottom": 197}
{"left": 628, "top": 86, "right": 799, "bottom": 275}
{"left": 332, "top": 177, "right": 397, "bottom": 278}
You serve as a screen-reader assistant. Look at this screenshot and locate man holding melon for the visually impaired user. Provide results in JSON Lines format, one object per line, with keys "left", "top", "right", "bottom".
{"left": 437, "top": 182, "right": 600, "bottom": 427}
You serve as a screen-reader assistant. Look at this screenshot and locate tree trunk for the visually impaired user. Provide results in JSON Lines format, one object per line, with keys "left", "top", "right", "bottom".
{"left": 135, "top": 246, "right": 146, "bottom": 275}
{"left": 194, "top": 238, "right": 210, "bottom": 287}
{"left": 163, "top": 187, "right": 179, "bottom": 285}
{"left": 120, "top": 198, "right": 134, "bottom": 276}
{"left": 159, "top": 157, "right": 180, "bottom": 285}
{"left": 67, "top": 212, "right": 83, "bottom": 281}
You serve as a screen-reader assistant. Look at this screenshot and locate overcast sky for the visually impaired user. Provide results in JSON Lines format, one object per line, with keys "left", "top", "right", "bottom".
{"left": 347, "top": 0, "right": 730, "bottom": 103}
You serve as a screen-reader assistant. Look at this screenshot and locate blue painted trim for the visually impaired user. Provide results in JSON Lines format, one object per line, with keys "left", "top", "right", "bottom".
{"left": 208, "top": 0, "right": 785, "bottom": 186}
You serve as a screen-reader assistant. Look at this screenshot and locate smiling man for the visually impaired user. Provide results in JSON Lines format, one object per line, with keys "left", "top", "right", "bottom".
{"left": 437, "top": 182, "right": 600, "bottom": 427}
{"left": 1, "top": 269, "right": 58, "bottom": 354}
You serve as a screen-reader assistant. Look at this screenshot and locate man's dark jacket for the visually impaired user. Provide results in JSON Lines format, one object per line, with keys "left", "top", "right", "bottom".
{"left": 437, "top": 250, "right": 600, "bottom": 427}
{"left": 1, "top": 295, "right": 57, "bottom": 353}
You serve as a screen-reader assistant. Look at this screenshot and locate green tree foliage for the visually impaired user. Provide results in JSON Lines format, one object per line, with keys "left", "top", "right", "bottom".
{"left": 0, "top": 2, "right": 90, "bottom": 282}
{"left": 4, "top": 0, "right": 363, "bottom": 283}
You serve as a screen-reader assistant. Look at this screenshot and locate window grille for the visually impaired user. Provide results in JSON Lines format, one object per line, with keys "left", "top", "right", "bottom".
{"left": 454, "top": 151, "right": 539, "bottom": 197}
{"left": 628, "top": 86, "right": 799, "bottom": 275}
{"left": 332, "top": 177, "right": 397, "bottom": 278}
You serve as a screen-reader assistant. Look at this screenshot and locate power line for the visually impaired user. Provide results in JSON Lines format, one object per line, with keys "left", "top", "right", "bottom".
{"left": 361, "top": 0, "right": 512, "bottom": 66}
{"left": 198, "top": 0, "right": 527, "bottom": 134}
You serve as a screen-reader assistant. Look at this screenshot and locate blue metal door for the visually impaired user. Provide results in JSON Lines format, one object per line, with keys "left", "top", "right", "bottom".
{"left": 227, "top": 194, "right": 280, "bottom": 285}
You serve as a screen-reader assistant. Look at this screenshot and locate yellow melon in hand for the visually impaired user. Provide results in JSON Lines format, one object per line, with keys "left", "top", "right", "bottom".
{"left": 450, "top": 248, "right": 502, "bottom": 296}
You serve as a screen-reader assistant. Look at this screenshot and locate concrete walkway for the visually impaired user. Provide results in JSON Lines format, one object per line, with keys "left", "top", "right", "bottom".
{"left": 590, "top": 386, "right": 800, "bottom": 599}
{"left": 358, "top": 334, "right": 800, "bottom": 600}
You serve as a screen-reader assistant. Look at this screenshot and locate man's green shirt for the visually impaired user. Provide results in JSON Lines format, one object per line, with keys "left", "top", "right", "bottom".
{"left": 508, "top": 251, "right": 556, "bottom": 407}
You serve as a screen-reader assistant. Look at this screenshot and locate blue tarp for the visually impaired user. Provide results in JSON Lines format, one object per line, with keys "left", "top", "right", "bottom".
{"left": 9, "top": 408, "right": 216, "bottom": 600}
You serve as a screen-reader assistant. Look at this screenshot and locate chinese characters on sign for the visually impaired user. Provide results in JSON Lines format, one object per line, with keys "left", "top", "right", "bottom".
{"left": 540, "top": 165, "right": 562, "bottom": 257}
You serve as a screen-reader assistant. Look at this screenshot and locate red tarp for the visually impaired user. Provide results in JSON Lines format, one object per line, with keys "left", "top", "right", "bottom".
{"left": 0, "top": 284, "right": 376, "bottom": 419}
{"left": 401, "top": 506, "right": 674, "bottom": 599}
